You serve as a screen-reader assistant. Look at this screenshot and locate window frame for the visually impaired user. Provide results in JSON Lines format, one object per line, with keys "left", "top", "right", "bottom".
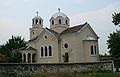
{"left": 41, "top": 47, "right": 44, "bottom": 57}
{"left": 39, "top": 19, "right": 41, "bottom": 25}
{"left": 91, "top": 45, "right": 94, "bottom": 55}
{"left": 36, "top": 19, "right": 38, "bottom": 24}
{"left": 90, "top": 45, "right": 97, "bottom": 56}
{"left": 59, "top": 19, "right": 61, "bottom": 24}
{"left": 65, "top": 20, "right": 68, "bottom": 25}
{"left": 49, "top": 46, "right": 52, "bottom": 56}
{"left": 52, "top": 20, "right": 54, "bottom": 25}
{"left": 45, "top": 46, "right": 47, "bottom": 57}
{"left": 40, "top": 45, "right": 53, "bottom": 58}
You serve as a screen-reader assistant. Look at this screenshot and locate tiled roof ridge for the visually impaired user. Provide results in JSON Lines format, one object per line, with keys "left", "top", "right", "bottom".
{"left": 60, "top": 22, "right": 87, "bottom": 35}
{"left": 45, "top": 28, "right": 59, "bottom": 35}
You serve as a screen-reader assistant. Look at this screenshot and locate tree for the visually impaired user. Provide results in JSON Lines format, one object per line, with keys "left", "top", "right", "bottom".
{"left": 107, "top": 30, "right": 120, "bottom": 58}
{"left": 0, "top": 35, "right": 26, "bottom": 63}
{"left": 107, "top": 12, "right": 120, "bottom": 59}
{"left": 112, "top": 12, "right": 120, "bottom": 26}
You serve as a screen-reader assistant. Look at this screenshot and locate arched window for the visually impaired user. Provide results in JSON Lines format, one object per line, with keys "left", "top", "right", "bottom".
{"left": 59, "top": 19, "right": 61, "bottom": 24}
{"left": 94, "top": 45, "right": 97, "bottom": 55}
{"left": 90, "top": 45, "right": 97, "bottom": 55}
{"left": 49, "top": 46, "right": 52, "bottom": 56}
{"left": 36, "top": 19, "right": 38, "bottom": 24}
{"left": 45, "top": 46, "right": 47, "bottom": 56}
{"left": 65, "top": 20, "right": 68, "bottom": 25}
{"left": 41, "top": 47, "right": 44, "bottom": 57}
{"left": 39, "top": 20, "right": 41, "bottom": 25}
{"left": 52, "top": 20, "right": 54, "bottom": 25}
{"left": 33, "top": 32, "right": 34, "bottom": 34}
{"left": 32, "top": 20, "right": 34, "bottom": 25}
{"left": 32, "top": 53, "right": 36, "bottom": 63}
{"left": 91, "top": 45, "right": 94, "bottom": 55}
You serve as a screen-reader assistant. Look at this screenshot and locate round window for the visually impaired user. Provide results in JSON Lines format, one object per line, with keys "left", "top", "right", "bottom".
{"left": 64, "top": 43, "right": 68, "bottom": 49}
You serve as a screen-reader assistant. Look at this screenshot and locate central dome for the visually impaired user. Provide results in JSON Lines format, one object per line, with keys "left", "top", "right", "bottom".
{"left": 50, "top": 9, "right": 70, "bottom": 33}
{"left": 52, "top": 12, "right": 68, "bottom": 19}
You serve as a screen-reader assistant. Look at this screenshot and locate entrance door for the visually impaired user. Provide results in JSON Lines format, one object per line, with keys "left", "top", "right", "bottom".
{"left": 64, "top": 53, "right": 69, "bottom": 62}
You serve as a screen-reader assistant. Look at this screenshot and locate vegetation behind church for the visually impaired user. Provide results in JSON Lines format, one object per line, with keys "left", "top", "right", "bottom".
{"left": 107, "top": 12, "right": 120, "bottom": 59}
{"left": 0, "top": 35, "right": 26, "bottom": 63}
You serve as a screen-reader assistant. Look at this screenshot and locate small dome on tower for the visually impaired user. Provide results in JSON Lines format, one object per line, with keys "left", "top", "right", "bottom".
{"left": 32, "top": 12, "right": 43, "bottom": 20}
{"left": 32, "top": 12, "right": 43, "bottom": 26}
{"left": 33, "top": 16, "right": 42, "bottom": 19}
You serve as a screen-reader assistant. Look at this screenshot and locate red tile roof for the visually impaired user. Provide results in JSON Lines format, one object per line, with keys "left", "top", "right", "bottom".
{"left": 60, "top": 22, "right": 87, "bottom": 35}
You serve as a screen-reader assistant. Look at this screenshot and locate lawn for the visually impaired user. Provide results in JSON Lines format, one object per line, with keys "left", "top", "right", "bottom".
{"left": 0, "top": 72, "right": 120, "bottom": 77}
{"left": 24, "top": 72, "right": 120, "bottom": 77}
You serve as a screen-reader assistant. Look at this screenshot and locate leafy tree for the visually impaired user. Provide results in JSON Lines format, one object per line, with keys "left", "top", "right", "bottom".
{"left": 0, "top": 35, "right": 26, "bottom": 63}
{"left": 107, "top": 12, "right": 120, "bottom": 59}
{"left": 107, "top": 30, "right": 120, "bottom": 59}
{"left": 112, "top": 12, "right": 120, "bottom": 26}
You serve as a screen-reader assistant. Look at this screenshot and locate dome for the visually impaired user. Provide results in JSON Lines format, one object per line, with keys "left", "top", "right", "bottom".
{"left": 32, "top": 16, "right": 42, "bottom": 20}
{"left": 32, "top": 12, "right": 43, "bottom": 26}
{"left": 32, "top": 12, "right": 43, "bottom": 20}
{"left": 51, "top": 12, "right": 68, "bottom": 19}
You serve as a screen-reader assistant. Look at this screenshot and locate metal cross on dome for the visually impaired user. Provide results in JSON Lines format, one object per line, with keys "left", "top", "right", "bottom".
{"left": 36, "top": 11, "right": 39, "bottom": 16}
{"left": 58, "top": 8, "right": 61, "bottom": 12}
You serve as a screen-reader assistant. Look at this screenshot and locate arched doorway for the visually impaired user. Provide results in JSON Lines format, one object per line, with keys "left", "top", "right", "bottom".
{"left": 28, "top": 53, "right": 31, "bottom": 63}
{"left": 23, "top": 53, "right": 26, "bottom": 63}
{"left": 64, "top": 53, "right": 69, "bottom": 62}
{"left": 32, "top": 53, "right": 36, "bottom": 63}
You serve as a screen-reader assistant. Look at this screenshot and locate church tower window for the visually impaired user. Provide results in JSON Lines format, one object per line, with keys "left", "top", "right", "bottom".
{"left": 39, "top": 20, "right": 41, "bottom": 25}
{"left": 41, "top": 47, "right": 44, "bottom": 57}
{"left": 32, "top": 20, "right": 34, "bottom": 25}
{"left": 59, "top": 19, "right": 61, "bottom": 24}
{"left": 52, "top": 20, "right": 54, "bottom": 25}
{"left": 65, "top": 20, "right": 68, "bottom": 25}
{"left": 36, "top": 19, "right": 38, "bottom": 24}
{"left": 33, "top": 32, "right": 34, "bottom": 34}
{"left": 45, "top": 46, "right": 47, "bottom": 56}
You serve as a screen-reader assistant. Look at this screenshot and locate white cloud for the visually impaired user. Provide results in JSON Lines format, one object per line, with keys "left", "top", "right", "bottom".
{"left": 70, "top": 2, "right": 120, "bottom": 54}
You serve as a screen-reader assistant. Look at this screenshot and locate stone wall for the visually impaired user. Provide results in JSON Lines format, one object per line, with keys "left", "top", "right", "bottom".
{"left": 0, "top": 61, "right": 113, "bottom": 76}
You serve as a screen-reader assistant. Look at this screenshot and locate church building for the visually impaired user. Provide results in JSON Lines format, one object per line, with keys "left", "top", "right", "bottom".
{"left": 20, "top": 9, "right": 99, "bottom": 63}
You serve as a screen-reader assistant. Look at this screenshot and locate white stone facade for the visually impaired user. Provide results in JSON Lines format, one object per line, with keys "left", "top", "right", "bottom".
{"left": 20, "top": 10, "right": 99, "bottom": 63}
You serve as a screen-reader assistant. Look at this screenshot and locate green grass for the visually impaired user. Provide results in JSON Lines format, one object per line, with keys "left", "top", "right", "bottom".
{"left": 0, "top": 72, "right": 120, "bottom": 77}
{"left": 24, "top": 72, "right": 120, "bottom": 77}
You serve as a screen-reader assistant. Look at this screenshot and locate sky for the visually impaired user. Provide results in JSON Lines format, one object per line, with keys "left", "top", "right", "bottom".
{"left": 0, "top": 0, "right": 120, "bottom": 54}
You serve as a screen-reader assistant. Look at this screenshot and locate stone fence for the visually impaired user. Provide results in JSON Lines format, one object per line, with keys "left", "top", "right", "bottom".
{"left": 0, "top": 61, "right": 113, "bottom": 76}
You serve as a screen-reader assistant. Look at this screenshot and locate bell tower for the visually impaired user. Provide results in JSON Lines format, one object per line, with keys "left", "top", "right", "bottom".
{"left": 30, "top": 12, "right": 43, "bottom": 40}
